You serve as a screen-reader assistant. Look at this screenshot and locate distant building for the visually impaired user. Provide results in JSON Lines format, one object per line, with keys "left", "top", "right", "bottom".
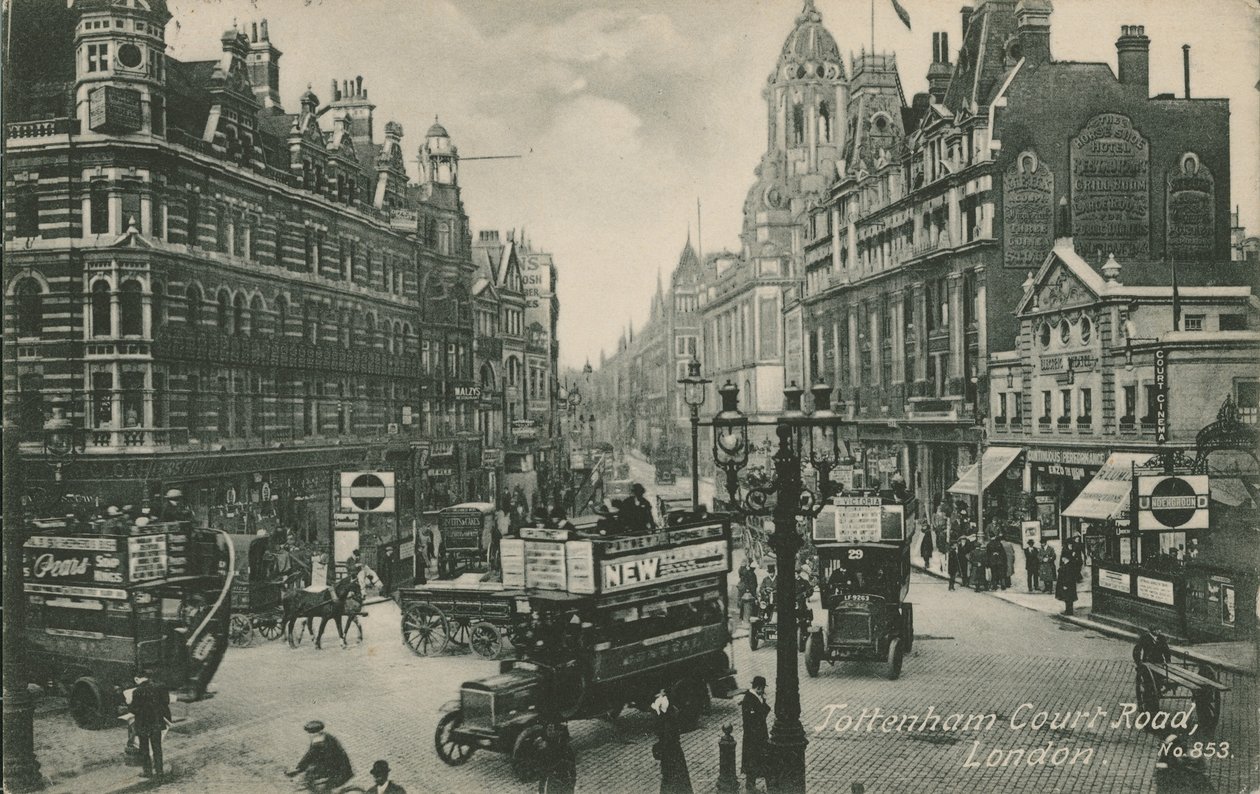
{"left": 1231, "top": 207, "right": 1259, "bottom": 262}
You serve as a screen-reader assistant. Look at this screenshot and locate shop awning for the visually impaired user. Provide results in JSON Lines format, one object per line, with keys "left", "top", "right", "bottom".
{"left": 947, "top": 447, "right": 1024, "bottom": 496}
{"left": 1061, "top": 452, "right": 1155, "bottom": 520}
{"left": 1210, "top": 478, "right": 1254, "bottom": 508}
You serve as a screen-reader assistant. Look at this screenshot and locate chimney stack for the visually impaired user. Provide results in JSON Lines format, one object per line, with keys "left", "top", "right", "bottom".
{"left": 1015, "top": 0, "right": 1052, "bottom": 65}
{"left": 1116, "top": 25, "right": 1151, "bottom": 98}
{"left": 927, "top": 32, "right": 951, "bottom": 101}
{"left": 247, "top": 18, "right": 283, "bottom": 112}
{"left": 1054, "top": 196, "right": 1072, "bottom": 243}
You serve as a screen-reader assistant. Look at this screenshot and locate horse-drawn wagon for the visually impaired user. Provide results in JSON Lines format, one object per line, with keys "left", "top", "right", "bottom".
{"left": 398, "top": 577, "right": 531, "bottom": 658}
{"left": 437, "top": 503, "right": 495, "bottom": 578}
{"left": 21, "top": 519, "right": 233, "bottom": 728}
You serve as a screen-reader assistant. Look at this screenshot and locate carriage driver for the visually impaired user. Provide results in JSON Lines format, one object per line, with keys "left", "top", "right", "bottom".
{"left": 756, "top": 563, "right": 777, "bottom": 621}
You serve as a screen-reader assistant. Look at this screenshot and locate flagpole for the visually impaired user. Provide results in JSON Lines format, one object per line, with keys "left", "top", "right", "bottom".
{"left": 871, "top": 0, "right": 876, "bottom": 53}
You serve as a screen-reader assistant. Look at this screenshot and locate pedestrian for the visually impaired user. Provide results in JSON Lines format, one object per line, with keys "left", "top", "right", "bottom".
{"left": 968, "top": 543, "right": 986, "bottom": 590}
{"left": 1001, "top": 535, "right": 1017, "bottom": 590}
{"left": 536, "top": 723, "right": 577, "bottom": 794}
{"left": 919, "top": 524, "right": 934, "bottom": 570}
{"left": 158, "top": 488, "right": 193, "bottom": 522}
{"left": 956, "top": 533, "right": 971, "bottom": 583}
{"left": 285, "top": 720, "right": 353, "bottom": 793}
{"left": 946, "top": 542, "right": 959, "bottom": 591}
{"left": 492, "top": 507, "right": 509, "bottom": 571}
{"left": 623, "top": 483, "right": 657, "bottom": 532}
{"left": 651, "top": 690, "right": 693, "bottom": 794}
{"left": 1023, "top": 540, "right": 1040, "bottom": 592}
{"left": 1039, "top": 545, "right": 1058, "bottom": 594}
{"left": 985, "top": 534, "right": 1005, "bottom": 591}
{"left": 130, "top": 667, "right": 172, "bottom": 779}
{"left": 1066, "top": 531, "right": 1086, "bottom": 582}
{"left": 379, "top": 546, "right": 395, "bottom": 596}
{"left": 740, "top": 676, "right": 770, "bottom": 792}
{"left": 365, "top": 759, "right": 406, "bottom": 794}
{"left": 1056, "top": 558, "right": 1078, "bottom": 615}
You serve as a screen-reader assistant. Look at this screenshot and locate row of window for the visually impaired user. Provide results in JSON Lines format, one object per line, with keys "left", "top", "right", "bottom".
{"left": 993, "top": 381, "right": 1260, "bottom": 428}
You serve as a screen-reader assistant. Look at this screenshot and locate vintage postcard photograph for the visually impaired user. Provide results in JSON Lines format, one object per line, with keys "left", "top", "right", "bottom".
{"left": 2, "top": 0, "right": 1258, "bottom": 792}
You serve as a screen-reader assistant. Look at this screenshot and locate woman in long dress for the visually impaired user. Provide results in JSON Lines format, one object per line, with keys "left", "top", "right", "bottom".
{"left": 651, "top": 691, "right": 692, "bottom": 794}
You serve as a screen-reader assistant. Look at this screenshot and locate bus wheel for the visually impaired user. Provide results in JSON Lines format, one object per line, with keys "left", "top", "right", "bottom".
{"left": 510, "top": 724, "right": 547, "bottom": 782}
{"left": 434, "top": 710, "right": 475, "bottom": 766}
{"left": 886, "top": 638, "right": 904, "bottom": 681}
{"left": 69, "top": 677, "right": 108, "bottom": 729}
{"left": 805, "top": 633, "right": 822, "bottom": 678}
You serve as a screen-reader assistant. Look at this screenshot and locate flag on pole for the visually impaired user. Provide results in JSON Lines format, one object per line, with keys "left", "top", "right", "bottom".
{"left": 890, "top": 0, "right": 912, "bottom": 29}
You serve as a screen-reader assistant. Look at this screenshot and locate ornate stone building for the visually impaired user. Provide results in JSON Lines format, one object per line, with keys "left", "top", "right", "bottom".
{"left": 3, "top": 0, "right": 488, "bottom": 545}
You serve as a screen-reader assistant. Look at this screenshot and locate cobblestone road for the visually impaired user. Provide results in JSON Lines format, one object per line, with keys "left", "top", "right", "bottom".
{"left": 31, "top": 461, "right": 1256, "bottom": 793}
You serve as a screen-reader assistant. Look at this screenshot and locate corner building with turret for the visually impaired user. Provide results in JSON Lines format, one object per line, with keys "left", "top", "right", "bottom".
{"left": 2, "top": 0, "right": 498, "bottom": 562}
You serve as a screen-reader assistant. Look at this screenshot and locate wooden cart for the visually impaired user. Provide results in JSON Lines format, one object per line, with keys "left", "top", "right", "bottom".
{"left": 1133, "top": 629, "right": 1230, "bottom": 736}
{"left": 398, "top": 576, "right": 531, "bottom": 658}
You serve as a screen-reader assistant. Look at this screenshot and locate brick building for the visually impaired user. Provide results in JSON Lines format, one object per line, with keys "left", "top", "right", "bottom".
{"left": 797, "top": 0, "right": 1234, "bottom": 515}
{"left": 3, "top": 0, "right": 494, "bottom": 549}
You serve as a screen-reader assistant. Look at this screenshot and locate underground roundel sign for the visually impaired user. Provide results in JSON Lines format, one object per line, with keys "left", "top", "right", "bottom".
{"left": 1136, "top": 475, "right": 1209, "bottom": 531}
{"left": 339, "top": 471, "right": 396, "bottom": 514}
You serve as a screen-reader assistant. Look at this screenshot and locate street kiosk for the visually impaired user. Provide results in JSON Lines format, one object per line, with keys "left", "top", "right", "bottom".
{"left": 434, "top": 516, "right": 738, "bottom": 781}
{"left": 804, "top": 494, "right": 914, "bottom": 680}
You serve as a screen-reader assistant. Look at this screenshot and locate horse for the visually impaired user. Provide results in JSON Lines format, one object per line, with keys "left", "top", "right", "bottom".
{"left": 282, "top": 576, "right": 360, "bottom": 649}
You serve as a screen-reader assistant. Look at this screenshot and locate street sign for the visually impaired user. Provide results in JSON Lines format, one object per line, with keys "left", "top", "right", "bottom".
{"left": 1137, "top": 475, "right": 1209, "bottom": 530}
{"left": 339, "top": 471, "right": 396, "bottom": 514}
{"left": 1153, "top": 348, "right": 1169, "bottom": 444}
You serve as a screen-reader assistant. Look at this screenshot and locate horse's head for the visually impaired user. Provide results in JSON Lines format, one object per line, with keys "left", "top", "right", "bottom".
{"left": 333, "top": 575, "right": 361, "bottom": 602}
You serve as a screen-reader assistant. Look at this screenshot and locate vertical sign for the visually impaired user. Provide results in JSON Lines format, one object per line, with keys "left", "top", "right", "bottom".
{"left": 1003, "top": 150, "right": 1055, "bottom": 270}
{"left": 1153, "top": 348, "right": 1168, "bottom": 444}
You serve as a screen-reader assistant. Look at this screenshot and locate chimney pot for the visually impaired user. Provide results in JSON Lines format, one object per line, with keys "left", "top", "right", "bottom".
{"left": 1116, "top": 23, "right": 1151, "bottom": 98}
{"left": 261, "top": 19, "right": 268, "bottom": 40}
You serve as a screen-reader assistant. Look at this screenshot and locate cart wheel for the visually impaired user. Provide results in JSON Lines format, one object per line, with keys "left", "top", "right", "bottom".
{"left": 670, "top": 676, "right": 708, "bottom": 732}
{"left": 886, "top": 637, "right": 904, "bottom": 681}
{"left": 1193, "top": 665, "right": 1222, "bottom": 735}
{"left": 749, "top": 623, "right": 760, "bottom": 651}
{"left": 448, "top": 616, "right": 472, "bottom": 648}
{"left": 903, "top": 604, "right": 914, "bottom": 654}
{"left": 805, "top": 632, "right": 822, "bottom": 678}
{"left": 403, "top": 603, "right": 450, "bottom": 657}
{"left": 434, "top": 710, "right": 475, "bottom": 766}
{"left": 257, "top": 611, "right": 284, "bottom": 641}
{"left": 229, "top": 614, "right": 253, "bottom": 647}
{"left": 1135, "top": 664, "right": 1160, "bottom": 717}
{"left": 470, "top": 621, "right": 502, "bottom": 659}
{"left": 511, "top": 724, "right": 548, "bottom": 782}
{"left": 69, "top": 677, "right": 109, "bottom": 729}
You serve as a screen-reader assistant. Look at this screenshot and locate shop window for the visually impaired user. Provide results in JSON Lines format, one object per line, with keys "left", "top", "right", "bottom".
{"left": 91, "top": 280, "right": 112, "bottom": 337}
{"left": 15, "top": 279, "right": 43, "bottom": 337}
{"left": 119, "top": 279, "right": 143, "bottom": 336}
{"left": 14, "top": 185, "right": 39, "bottom": 237}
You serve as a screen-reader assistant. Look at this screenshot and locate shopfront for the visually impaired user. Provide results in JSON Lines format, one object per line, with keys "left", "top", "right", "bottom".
{"left": 946, "top": 446, "right": 1025, "bottom": 540}
{"left": 1026, "top": 447, "right": 1109, "bottom": 540}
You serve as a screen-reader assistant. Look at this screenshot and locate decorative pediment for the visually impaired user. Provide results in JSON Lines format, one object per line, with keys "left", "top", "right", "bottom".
{"left": 1017, "top": 242, "right": 1108, "bottom": 316}
{"left": 1035, "top": 262, "right": 1094, "bottom": 312}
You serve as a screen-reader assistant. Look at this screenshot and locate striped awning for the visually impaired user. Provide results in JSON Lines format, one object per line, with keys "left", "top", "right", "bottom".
{"left": 1061, "top": 452, "right": 1156, "bottom": 520}
{"left": 947, "top": 447, "right": 1024, "bottom": 496}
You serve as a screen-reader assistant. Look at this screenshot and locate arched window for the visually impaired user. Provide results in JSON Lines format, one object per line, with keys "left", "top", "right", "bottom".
{"left": 250, "top": 295, "right": 266, "bottom": 335}
{"left": 15, "top": 279, "right": 42, "bottom": 337}
{"left": 792, "top": 102, "right": 805, "bottom": 145}
{"left": 217, "top": 291, "right": 232, "bottom": 333}
{"left": 274, "top": 295, "right": 288, "bottom": 337}
{"left": 91, "top": 280, "right": 111, "bottom": 337}
{"left": 480, "top": 363, "right": 496, "bottom": 389}
{"left": 119, "top": 279, "right": 143, "bottom": 336}
{"left": 186, "top": 285, "right": 203, "bottom": 327}
{"left": 818, "top": 100, "right": 832, "bottom": 143}
{"left": 233, "top": 293, "right": 247, "bottom": 336}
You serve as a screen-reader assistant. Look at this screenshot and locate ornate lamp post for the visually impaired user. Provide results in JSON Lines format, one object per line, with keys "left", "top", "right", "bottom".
{"left": 711, "top": 379, "right": 837, "bottom": 793}
{"left": 677, "top": 356, "right": 711, "bottom": 510}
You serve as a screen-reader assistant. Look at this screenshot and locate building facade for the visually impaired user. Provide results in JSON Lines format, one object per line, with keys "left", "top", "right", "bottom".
{"left": 3, "top": 0, "right": 500, "bottom": 549}
{"left": 798, "top": 0, "right": 1233, "bottom": 515}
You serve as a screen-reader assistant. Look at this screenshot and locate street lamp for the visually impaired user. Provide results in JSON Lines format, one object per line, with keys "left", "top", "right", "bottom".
{"left": 711, "top": 380, "right": 840, "bottom": 793}
{"left": 42, "top": 401, "right": 83, "bottom": 483}
{"left": 676, "top": 356, "right": 711, "bottom": 510}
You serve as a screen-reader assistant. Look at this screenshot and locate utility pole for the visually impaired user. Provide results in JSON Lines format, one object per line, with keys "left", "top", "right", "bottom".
{"left": 3, "top": 423, "right": 42, "bottom": 791}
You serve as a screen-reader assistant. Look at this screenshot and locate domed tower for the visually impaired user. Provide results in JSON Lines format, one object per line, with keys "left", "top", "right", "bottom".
{"left": 742, "top": 0, "right": 847, "bottom": 259}
{"left": 420, "top": 117, "right": 458, "bottom": 186}
{"left": 74, "top": 0, "right": 171, "bottom": 136}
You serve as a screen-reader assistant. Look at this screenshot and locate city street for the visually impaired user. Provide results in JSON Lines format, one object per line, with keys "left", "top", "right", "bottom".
{"left": 32, "top": 465, "right": 1256, "bottom": 794}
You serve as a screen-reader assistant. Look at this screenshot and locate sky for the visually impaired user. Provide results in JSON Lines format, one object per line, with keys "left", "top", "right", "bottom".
{"left": 166, "top": 0, "right": 1260, "bottom": 369}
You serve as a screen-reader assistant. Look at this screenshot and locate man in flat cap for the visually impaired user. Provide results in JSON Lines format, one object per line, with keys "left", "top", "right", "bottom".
{"left": 286, "top": 720, "right": 352, "bottom": 793}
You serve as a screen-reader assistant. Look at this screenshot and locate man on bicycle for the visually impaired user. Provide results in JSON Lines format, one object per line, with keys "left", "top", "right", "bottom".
{"left": 286, "top": 720, "right": 352, "bottom": 793}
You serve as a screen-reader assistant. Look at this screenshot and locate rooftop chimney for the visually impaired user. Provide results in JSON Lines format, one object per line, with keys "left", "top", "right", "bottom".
{"left": 1182, "top": 44, "right": 1191, "bottom": 98}
{"left": 927, "top": 32, "right": 951, "bottom": 101}
{"left": 1054, "top": 196, "right": 1072, "bottom": 243}
{"left": 1015, "top": 0, "right": 1052, "bottom": 65}
{"left": 246, "top": 18, "right": 283, "bottom": 112}
{"left": 1115, "top": 25, "right": 1150, "bottom": 98}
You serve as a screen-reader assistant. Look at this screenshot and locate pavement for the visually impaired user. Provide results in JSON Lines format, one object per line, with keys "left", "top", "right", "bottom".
{"left": 22, "top": 455, "right": 1258, "bottom": 794}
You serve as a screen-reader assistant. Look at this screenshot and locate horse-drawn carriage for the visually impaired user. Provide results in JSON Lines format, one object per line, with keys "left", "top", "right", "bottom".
{"left": 437, "top": 503, "right": 495, "bottom": 578}
{"left": 434, "top": 518, "right": 739, "bottom": 782}
{"left": 804, "top": 494, "right": 913, "bottom": 680}
{"left": 21, "top": 519, "right": 233, "bottom": 728}
{"left": 226, "top": 534, "right": 303, "bottom": 647}
{"left": 399, "top": 577, "right": 531, "bottom": 658}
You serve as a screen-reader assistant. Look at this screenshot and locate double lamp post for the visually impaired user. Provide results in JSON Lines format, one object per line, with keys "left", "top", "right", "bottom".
{"left": 678, "top": 358, "right": 850, "bottom": 793}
